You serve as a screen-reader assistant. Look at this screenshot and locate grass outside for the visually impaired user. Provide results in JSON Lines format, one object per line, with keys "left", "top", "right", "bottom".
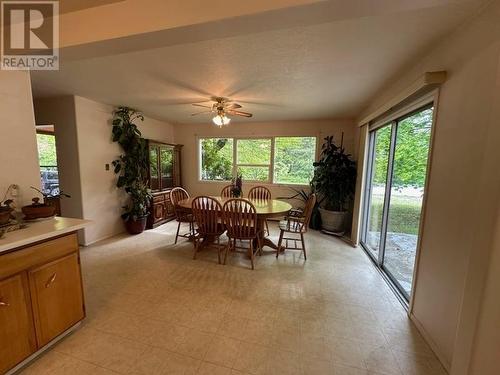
{"left": 370, "top": 195, "right": 422, "bottom": 235}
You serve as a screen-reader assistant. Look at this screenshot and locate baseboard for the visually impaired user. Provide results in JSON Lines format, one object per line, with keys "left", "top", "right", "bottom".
{"left": 7, "top": 321, "right": 83, "bottom": 375}
{"left": 81, "top": 228, "right": 126, "bottom": 246}
{"left": 409, "top": 312, "right": 451, "bottom": 373}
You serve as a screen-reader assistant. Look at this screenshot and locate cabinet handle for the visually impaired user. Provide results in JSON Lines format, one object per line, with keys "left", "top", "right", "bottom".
{"left": 0, "top": 300, "right": 9, "bottom": 307}
{"left": 45, "top": 273, "right": 57, "bottom": 288}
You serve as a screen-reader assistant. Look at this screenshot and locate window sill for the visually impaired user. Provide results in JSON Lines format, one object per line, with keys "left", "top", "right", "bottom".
{"left": 197, "top": 180, "right": 311, "bottom": 189}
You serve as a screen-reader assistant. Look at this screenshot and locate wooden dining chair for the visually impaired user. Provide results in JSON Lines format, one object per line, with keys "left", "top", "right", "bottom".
{"left": 191, "top": 196, "right": 226, "bottom": 263}
{"left": 248, "top": 186, "right": 271, "bottom": 236}
{"left": 221, "top": 184, "right": 233, "bottom": 198}
{"left": 222, "top": 199, "right": 261, "bottom": 270}
{"left": 170, "top": 187, "right": 195, "bottom": 244}
{"left": 276, "top": 193, "right": 317, "bottom": 260}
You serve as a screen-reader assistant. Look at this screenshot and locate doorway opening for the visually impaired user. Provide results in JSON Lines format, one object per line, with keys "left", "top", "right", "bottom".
{"left": 361, "top": 104, "right": 434, "bottom": 301}
{"left": 35, "top": 125, "right": 61, "bottom": 215}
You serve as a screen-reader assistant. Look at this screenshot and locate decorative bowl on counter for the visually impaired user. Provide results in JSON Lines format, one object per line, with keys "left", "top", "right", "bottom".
{"left": 0, "top": 209, "right": 12, "bottom": 225}
{"left": 22, "top": 197, "right": 56, "bottom": 220}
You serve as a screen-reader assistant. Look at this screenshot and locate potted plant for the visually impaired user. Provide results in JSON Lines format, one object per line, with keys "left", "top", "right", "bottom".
{"left": 311, "top": 134, "right": 357, "bottom": 234}
{"left": 0, "top": 199, "right": 14, "bottom": 225}
{"left": 121, "top": 181, "right": 151, "bottom": 234}
{"left": 26, "top": 186, "right": 71, "bottom": 217}
{"left": 111, "top": 107, "right": 152, "bottom": 234}
{"left": 231, "top": 173, "right": 243, "bottom": 198}
{"left": 277, "top": 185, "right": 321, "bottom": 229}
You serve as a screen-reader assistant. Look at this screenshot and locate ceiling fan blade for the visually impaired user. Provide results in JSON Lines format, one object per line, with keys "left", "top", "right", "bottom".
{"left": 192, "top": 103, "right": 212, "bottom": 109}
{"left": 236, "top": 99, "right": 282, "bottom": 107}
{"left": 191, "top": 111, "right": 212, "bottom": 116}
{"left": 227, "top": 110, "right": 253, "bottom": 118}
{"left": 224, "top": 103, "right": 242, "bottom": 109}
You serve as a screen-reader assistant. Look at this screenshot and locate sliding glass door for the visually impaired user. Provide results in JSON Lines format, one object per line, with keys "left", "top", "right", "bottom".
{"left": 361, "top": 104, "right": 434, "bottom": 300}
{"left": 364, "top": 124, "right": 392, "bottom": 259}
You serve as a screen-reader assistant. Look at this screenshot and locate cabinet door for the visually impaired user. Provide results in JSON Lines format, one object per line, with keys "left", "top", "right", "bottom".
{"left": 164, "top": 194, "right": 175, "bottom": 218}
{"left": 29, "top": 253, "right": 85, "bottom": 347}
{"left": 159, "top": 146, "right": 174, "bottom": 189}
{"left": 173, "top": 146, "right": 182, "bottom": 186}
{"left": 149, "top": 145, "right": 160, "bottom": 191}
{"left": 0, "top": 273, "right": 36, "bottom": 373}
{"left": 153, "top": 201, "right": 165, "bottom": 223}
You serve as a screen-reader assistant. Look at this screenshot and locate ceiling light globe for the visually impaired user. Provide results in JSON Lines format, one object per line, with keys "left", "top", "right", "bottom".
{"left": 212, "top": 115, "right": 231, "bottom": 127}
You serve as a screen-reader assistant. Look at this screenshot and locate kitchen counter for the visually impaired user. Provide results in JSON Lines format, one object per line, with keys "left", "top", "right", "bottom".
{"left": 0, "top": 217, "right": 90, "bottom": 253}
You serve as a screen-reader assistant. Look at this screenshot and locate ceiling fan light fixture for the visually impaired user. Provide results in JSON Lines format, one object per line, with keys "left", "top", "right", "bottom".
{"left": 212, "top": 114, "right": 231, "bottom": 127}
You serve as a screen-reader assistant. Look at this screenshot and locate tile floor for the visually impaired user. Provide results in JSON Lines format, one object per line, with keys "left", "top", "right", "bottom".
{"left": 21, "top": 222, "right": 446, "bottom": 375}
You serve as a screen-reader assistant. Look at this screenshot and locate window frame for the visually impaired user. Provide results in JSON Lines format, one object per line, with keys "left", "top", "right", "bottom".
{"left": 360, "top": 96, "right": 437, "bottom": 304}
{"left": 198, "top": 137, "right": 234, "bottom": 182}
{"left": 234, "top": 137, "right": 273, "bottom": 183}
{"left": 197, "top": 135, "right": 318, "bottom": 186}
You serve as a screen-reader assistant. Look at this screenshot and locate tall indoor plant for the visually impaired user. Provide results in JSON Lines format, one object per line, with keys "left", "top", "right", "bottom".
{"left": 111, "top": 107, "right": 151, "bottom": 234}
{"left": 311, "top": 134, "right": 357, "bottom": 234}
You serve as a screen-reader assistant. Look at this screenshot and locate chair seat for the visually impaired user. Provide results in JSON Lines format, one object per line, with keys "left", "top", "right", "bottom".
{"left": 177, "top": 213, "right": 195, "bottom": 223}
{"left": 226, "top": 225, "right": 258, "bottom": 239}
{"left": 279, "top": 220, "right": 305, "bottom": 233}
{"left": 196, "top": 223, "right": 226, "bottom": 236}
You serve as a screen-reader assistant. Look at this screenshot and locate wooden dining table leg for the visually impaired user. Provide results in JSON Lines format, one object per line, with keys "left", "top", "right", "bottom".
{"left": 255, "top": 217, "right": 284, "bottom": 253}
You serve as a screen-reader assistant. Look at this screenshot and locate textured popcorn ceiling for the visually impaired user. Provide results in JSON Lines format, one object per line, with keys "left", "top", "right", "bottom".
{"left": 32, "top": 0, "right": 484, "bottom": 123}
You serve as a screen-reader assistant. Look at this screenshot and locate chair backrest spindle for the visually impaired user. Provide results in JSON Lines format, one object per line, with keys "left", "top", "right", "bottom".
{"left": 170, "top": 187, "right": 190, "bottom": 218}
{"left": 221, "top": 185, "right": 233, "bottom": 198}
{"left": 192, "top": 196, "right": 223, "bottom": 236}
{"left": 248, "top": 186, "right": 271, "bottom": 201}
{"left": 300, "top": 193, "right": 317, "bottom": 232}
{"left": 223, "top": 199, "right": 258, "bottom": 239}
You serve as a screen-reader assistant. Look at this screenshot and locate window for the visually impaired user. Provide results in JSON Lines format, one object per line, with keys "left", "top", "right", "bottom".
{"left": 236, "top": 139, "right": 271, "bottom": 182}
{"left": 199, "top": 136, "right": 317, "bottom": 185}
{"left": 274, "top": 137, "right": 316, "bottom": 185}
{"left": 200, "top": 138, "right": 233, "bottom": 181}
{"left": 36, "top": 132, "right": 60, "bottom": 195}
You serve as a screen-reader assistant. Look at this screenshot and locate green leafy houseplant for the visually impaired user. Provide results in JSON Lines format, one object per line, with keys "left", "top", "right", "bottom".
{"left": 231, "top": 173, "right": 243, "bottom": 198}
{"left": 311, "top": 134, "right": 357, "bottom": 233}
{"left": 111, "top": 107, "right": 152, "bottom": 233}
{"left": 0, "top": 198, "right": 14, "bottom": 225}
{"left": 277, "top": 185, "right": 321, "bottom": 229}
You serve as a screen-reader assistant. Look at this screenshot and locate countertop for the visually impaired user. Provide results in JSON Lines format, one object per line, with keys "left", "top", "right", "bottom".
{"left": 0, "top": 217, "right": 90, "bottom": 254}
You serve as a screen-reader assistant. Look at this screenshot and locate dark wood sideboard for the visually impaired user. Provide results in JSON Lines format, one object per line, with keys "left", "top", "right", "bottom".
{"left": 146, "top": 140, "right": 183, "bottom": 229}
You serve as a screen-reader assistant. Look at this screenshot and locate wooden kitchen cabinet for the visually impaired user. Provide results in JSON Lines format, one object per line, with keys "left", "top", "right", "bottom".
{"left": 0, "top": 274, "right": 37, "bottom": 374}
{"left": 0, "top": 230, "right": 86, "bottom": 374}
{"left": 29, "top": 252, "right": 85, "bottom": 347}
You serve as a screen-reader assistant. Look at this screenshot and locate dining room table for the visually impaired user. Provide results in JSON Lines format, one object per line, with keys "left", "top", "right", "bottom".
{"left": 177, "top": 196, "right": 292, "bottom": 253}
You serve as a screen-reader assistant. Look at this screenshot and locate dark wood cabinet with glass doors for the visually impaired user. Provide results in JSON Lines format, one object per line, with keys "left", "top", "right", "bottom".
{"left": 146, "top": 140, "right": 182, "bottom": 228}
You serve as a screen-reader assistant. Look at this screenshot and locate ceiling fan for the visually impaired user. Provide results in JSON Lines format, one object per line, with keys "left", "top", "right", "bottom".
{"left": 191, "top": 96, "right": 253, "bottom": 126}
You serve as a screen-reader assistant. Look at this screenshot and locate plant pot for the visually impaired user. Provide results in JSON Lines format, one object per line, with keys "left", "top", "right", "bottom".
{"left": 21, "top": 200, "right": 56, "bottom": 220}
{"left": 124, "top": 216, "right": 147, "bottom": 234}
{"left": 0, "top": 209, "right": 12, "bottom": 225}
{"left": 318, "top": 207, "right": 347, "bottom": 233}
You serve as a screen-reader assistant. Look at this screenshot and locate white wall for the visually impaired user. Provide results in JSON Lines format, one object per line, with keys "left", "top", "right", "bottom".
{"left": 33, "top": 97, "right": 84, "bottom": 223}
{"left": 174, "top": 119, "right": 355, "bottom": 210}
{"left": 33, "top": 96, "right": 175, "bottom": 245}
{"left": 73, "top": 97, "right": 175, "bottom": 244}
{"left": 0, "top": 71, "right": 41, "bottom": 207}
{"left": 468, "top": 207, "right": 500, "bottom": 375}
{"left": 358, "top": 1, "right": 500, "bottom": 372}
